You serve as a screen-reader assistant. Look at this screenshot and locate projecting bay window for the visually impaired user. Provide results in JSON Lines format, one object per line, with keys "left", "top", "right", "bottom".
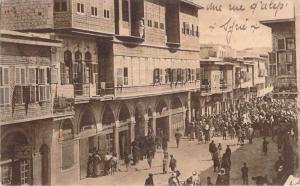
{"left": 0, "top": 67, "right": 10, "bottom": 106}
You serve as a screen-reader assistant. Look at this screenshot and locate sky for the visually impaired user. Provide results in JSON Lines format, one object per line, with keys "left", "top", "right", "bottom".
{"left": 196, "top": 0, "right": 295, "bottom": 50}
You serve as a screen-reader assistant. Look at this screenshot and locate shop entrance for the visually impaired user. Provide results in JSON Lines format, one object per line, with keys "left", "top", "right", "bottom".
{"left": 1, "top": 131, "right": 32, "bottom": 185}
{"left": 156, "top": 117, "right": 169, "bottom": 140}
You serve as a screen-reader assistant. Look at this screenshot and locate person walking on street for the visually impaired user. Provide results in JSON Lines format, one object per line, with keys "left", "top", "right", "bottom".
{"left": 163, "top": 151, "right": 169, "bottom": 174}
{"left": 248, "top": 125, "right": 254, "bottom": 144}
{"left": 223, "top": 126, "right": 227, "bottom": 140}
{"left": 262, "top": 137, "right": 269, "bottom": 156}
{"left": 241, "top": 162, "right": 249, "bottom": 185}
{"left": 198, "top": 129, "right": 204, "bottom": 144}
{"left": 124, "top": 153, "right": 131, "bottom": 172}
{"left": 225, "top": 145, "right": 231, "bottom": 160}
{"left": 147, "top": 150, "right": 153, "bottom": 169}
{"left": 213, "top": 151, "right": 220, "bottom": 172}
{"left": 169, "top": 154, "right": 177, "bottom": 172}
{"left": 145, "top": 173, "right": 154, "bottom": 186}
{"left": 175, "top": 129, "right": 182, "bottom": 148}
{"left": 209, "top": 140, "right": 217, "bottom": 160}
{"left": 162, "top": 135, "right": 168, "bottom": 152}
{"left": 217, "top": 143, "right": 222, "bottom": 161}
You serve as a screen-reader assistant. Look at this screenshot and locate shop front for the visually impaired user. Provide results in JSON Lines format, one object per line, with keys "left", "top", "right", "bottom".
{"left": 1, "top": 130, "right": 32, "bottom": 185}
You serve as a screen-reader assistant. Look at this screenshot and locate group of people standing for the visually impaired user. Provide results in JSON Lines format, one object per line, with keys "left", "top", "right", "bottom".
{"left": 87, "top": 150, "right": 118, "bottom": 177}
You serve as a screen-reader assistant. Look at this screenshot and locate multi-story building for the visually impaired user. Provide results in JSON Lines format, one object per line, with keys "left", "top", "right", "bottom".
{"left": 0, "top": 0, "right": 203, "bottom": 184}
{"left": 192, "top": 44, "right": 235, "bottom": 118}
{"left": 260, "top": 18, "right": 297, "bottom": 99}
{"left": 191, "top": 44, "right": 273, "bottom": 117}
{"left": 0, "top": 30, "right": 62, "bottom": 185}
{"left": 237, "top": 49, "right": 273, "bottom": 98}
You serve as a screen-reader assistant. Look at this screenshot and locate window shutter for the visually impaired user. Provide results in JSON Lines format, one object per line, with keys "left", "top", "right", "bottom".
{"left": 196, "top": 68, "right": 201, "bottom": 80}
{"left": 30, "top": 86, "right": 36, "bottom": 103}
{"left": 47, "top": 68, "right": 51, "bottom": 84}
{"left": 15, "top": 68, "right": 21, "bottom": 85}
{"left": 60, "top": 63, "right": 65, "bottom": 85}
{"left": 172, "top": 69, "right": 177, "bottom": 82}
{"left": 20, "top": 68, "right": 26, "bottom": 85}
{"left": 3, "top": 68, "right": 9, "bottom": 85}
{"left": 159, "top": 69, "right": 163, "bottom": 83}
{"left": 117, "top": 68, "right": 124, "bottom": 86}
{"left": 36, "top": 85, "right": 40, "bottom": 102}
{"left": 36, "top": 68, "right": 39, "bottom": 84}
{"left": 177, "top": 69, "right": 181, "bottom": 82}
{"left": 123, "top": 68, "right": 128, "bottom": 85}
{"left": 0, "top": 67, "right": 2, "bottom": 86}
{"left": 182, "top": 69, "right": 187, "bottom": 82}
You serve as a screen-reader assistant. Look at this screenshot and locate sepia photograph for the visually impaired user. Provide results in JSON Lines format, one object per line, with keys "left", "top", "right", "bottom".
{"left": 0, "top": 0, "right": 299, "bottom": 185}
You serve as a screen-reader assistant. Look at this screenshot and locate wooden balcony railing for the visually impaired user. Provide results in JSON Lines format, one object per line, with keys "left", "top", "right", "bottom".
{"left": 96, "top": 82, "right": 114, "bottom": 96}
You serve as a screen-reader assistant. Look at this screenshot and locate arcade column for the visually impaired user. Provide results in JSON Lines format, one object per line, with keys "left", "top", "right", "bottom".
{"left": 114, "top": 121, "right": 120, "bottom": 156}
{"left": 152, "top": 112, "right": 157, "bottom": 136}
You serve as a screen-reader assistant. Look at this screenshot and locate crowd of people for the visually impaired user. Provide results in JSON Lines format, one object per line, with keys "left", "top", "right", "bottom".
{"left": 154, "top": 96, "right": 297, "bottom": 186}
{"left": 85, "top": 95, "right": 298, "bottom": 185}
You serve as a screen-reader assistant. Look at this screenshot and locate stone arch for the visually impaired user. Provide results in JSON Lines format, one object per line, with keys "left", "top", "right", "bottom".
{"left": 118, "top": 103, "right": 131, "bottom": 122}
{"left": 79, "top": 108, "right": 96, "bottom": 131}
{"left": 1, "top": 127, "right": 31, "bottom": 144}
{"left": 64, "top": 50, "right": 72, "bottom": 67}
{"left": 84, "top": 51, "right": 92, "bottom": 62}
{"left": 155, "top": 99, "right": 169, "bottom": 114}
{"left": 1, "top": 128, "right": 32, "bottom": 185}
{"left": 171, "top": 96, "right": 183, "bottom": 110}
{"left": 155, "top": 98, "right": 170, "bottom": 140}
{"left": 74, "top": 50, "right": 82, "bottom": 62}
{"left": 59, "top": 119, "right": 74, "bottom": 140}
{"left": 102, "top": 104, "right": 116, "bottom": 125}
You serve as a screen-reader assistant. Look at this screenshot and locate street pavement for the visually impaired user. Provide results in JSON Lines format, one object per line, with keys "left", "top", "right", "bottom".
{"left": 79, "top": 136, "right": 278, "bottom": 186}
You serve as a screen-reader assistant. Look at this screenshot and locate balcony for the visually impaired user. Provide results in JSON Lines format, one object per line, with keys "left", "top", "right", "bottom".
{"left": 114, "top": 81, "right": 199, "bottom": 98}
{"left": 96, "top": 82, "right": 114, "bottom": 97}
{"left": 72, "top": 82, "right": 115, "bottom": 103}
{"left": 115, "top": 0, "right": 145, "bottom": 42}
